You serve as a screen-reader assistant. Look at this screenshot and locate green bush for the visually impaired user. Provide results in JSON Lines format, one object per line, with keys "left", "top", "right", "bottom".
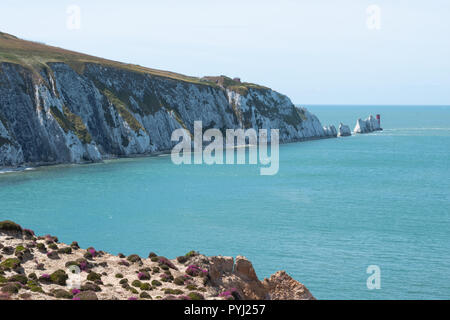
{"left": 187, "top": 292, "right": 205, "bottom": 300}
{"left": 115, "top": 273, "right": 124, "bottom": 278}
{"left": 53, "top": 289, "right": 73, "bottom": 299}
{"left": 151, "top": 280, "right": 162, "bottom": 287}
{"left": 8, "top": 274, "right": 28, "bottom": 285}
{"left": 127, "top": 254, "right": 141, "bottom": 263}
{"left": 87, "top": 272, "right": 101, "bottom": 282}
{"left": 174, "top": 277, "right": 185, "bottom": 286}
{"left": 1, "top": 283, "right": 20, "bottom": 294}
{"left": 0, "top": 258, "right": 20, "bottom": 271}
{"left": 139, "top": 291, "right": 152, "bottom": 299}
{"left": 0, "top": 220, "right": 22, "bottom": 233}
{"left": 164, "top": 288, "right": 184, "bottom": 295}
{"left": 50, "top": 270, "right": 68, "bottom": 286}
{"left": 74, "top": 291, "right": 98, "bottom": 300}
{"left": 140, "top": 283, "right": 151, "bottom": 291}
{"left": 131, "top": 280, "right": 142, "bottom": 287}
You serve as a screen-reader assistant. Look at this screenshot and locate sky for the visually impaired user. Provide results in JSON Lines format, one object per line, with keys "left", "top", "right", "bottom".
{"left": 0, "top": 0, "right": 449, "bottom": 105}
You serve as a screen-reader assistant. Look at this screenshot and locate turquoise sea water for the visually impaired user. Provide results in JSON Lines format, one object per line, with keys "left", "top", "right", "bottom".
{"left": 1, "top": 105, "right": 449, "bottom": 299}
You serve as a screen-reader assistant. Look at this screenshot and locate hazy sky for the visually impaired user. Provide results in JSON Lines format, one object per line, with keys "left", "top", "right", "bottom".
{"left": 1, "top": 0, "right": 449, "bottom": 105}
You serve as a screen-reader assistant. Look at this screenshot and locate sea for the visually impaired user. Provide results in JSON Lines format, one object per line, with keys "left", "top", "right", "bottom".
{"left": 1, "top": 105, "right": 449, "bottom": 299}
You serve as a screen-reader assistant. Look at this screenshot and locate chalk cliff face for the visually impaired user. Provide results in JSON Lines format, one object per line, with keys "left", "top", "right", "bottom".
{"left": 353, "top": 115, "right": 382, "bottom": 134}
{"left": 0, "top": 33, "right": 336, "bottom": 168}
{"left": 338, "top": 123, "right": 351, "bottom": 137}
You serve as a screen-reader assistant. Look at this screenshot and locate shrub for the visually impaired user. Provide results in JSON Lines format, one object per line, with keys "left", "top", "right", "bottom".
{"left": 158, "top": 257, "right": 177, "bottom": 270}
{"left": 81, "top": 282, "right": 101, "bottom": 292}
{"left": 164, "top": 288, "right": 184, "bottom": 295}
{"left": 115, "top": 273, "right": 124, "bottom": 279}
{"left": 131, "top": 280, "right": 142, "bottom": 288}
{"left": 53, "top": 289, "right": 73, "bottom": 299}
{"left": 151, "top": 280, "right": 162, "bottom": 287}
{"left": 148, "top": 252, "right": 157, "bottom": 258}
{"left": 29, "top": 284, "right": 43, "bottom": 293}
{"left": 140, "top": 282, "right": 151, "bottom": 291}
{"left": 36, "top": 243, "right": 46, "bottom": 253}
{"left": 48, "top": 243, "right": 58, "bottom": 250}
{"left": 38, "top": 274, "right": 51, "bottom": 283}
{"left": 174, "top": 277, "right": 185, "bottom": 286}
{"left": 119, "top": 278, "right": 128, "bottom": 284}
{"left": 127, "top": 254, "right": 141, "bottom": 263}
{"left": 129, "top": 288, "right": 138, "bottom": 294}
{"left": 185, "top": 265, "right": 208, "bottom": 277}
{"left": 176, "top": 256, "right": 187, "bottom": 264}
{"left": 187, "top": 292, "right": 205, "bottom": 300}
{"left": 46, "top": 251, "right": 60, "bottom": 260}
{"left": 185, "top": 250, "right": 197, "bottom": 257}
{"left": 219, "top": 288, "right": 238, "bottom": 300}
{"left": 73, "top": 291, "right": 98, "bottom": 300}
{"left": 137, "top": 271, "right": 150, "bottom": 280}
{"left": 58, "top": 247, "right": 72, "bottom": 255}
{"left": 28, "top": 273, "right": 37, "bottom": 281}
{"left": 118, "top": 260, "right": 130, "bottom": 267}
{"left": 150, "top": 257, "right": 158, "bottom": 262}
{"left": 0, "top": 258, "right": 20, "bottom": 271}
{"left": 50, "top": 270, "right": 68, "bottom": 286}
{"left": 22, "top": 229, "right": 35, "bottom": 239}
{"left": 140, "top": 291, "right": 151, "bottom": 299}
{"left": 14, "top": 245, "right": 26, "bottom": 254}
{"left": 8, "top": 274, "right": 28, "bottom": 285}
{"left": 118, "top": 253, "right": 125, "bottom": 258}
{"left": 186, "top": 284, "right": 198, "bottom": 291}
{"left": 87, "top": 247, "right": 97, "bottom": 258}
{"left": 152, "top": 267, "right": 160, "bottom": 273}
{"left": 87, "top": 272, "right": 101, "bottom": 282}
{"left": 0, "top": 220, "right": 22, "bottom": 233}
{"left": 71, "top": 289, "right": 81, "bottom": 295}
{"left": 70, "top": 241, "right": 80, "bottom": 249}
{"left": 1, "top": 283, "right": 20, "bottom": 294}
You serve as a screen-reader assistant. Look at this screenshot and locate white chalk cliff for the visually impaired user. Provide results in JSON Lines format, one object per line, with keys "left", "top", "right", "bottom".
{"left": 0, "top": 32, "right": 338, "bottom": 168}
{"left": 338, "top": 123, "right": 351, "bottom": 137}
{"left": 353, "top": 115, "right": 382, "bottom": 134}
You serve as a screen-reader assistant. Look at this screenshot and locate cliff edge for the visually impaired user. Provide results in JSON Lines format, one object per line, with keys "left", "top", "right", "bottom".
{"left": 0, "top": 31, "right": 335, "bottom": 168}
{"left": 0, "top": 220, "right": 314, "bottom": 300}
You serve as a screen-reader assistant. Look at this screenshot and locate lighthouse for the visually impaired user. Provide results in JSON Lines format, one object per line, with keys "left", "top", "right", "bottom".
{"left": 376, "top": 114, "right": 381, "bottom": 126}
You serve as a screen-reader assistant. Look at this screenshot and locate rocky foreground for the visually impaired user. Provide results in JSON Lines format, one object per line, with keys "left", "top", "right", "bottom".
{"left": 0, "top": 220, "right": 314, "bottom": 300}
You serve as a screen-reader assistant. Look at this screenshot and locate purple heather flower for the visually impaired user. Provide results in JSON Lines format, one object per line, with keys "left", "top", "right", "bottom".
{"left": 79, "top": 261, "right": 88, "bottom": 271}
{"left": 41, "top": 274, "right": 50, "bottom": 279}
{"left": 128, "top": 297, "right": 138, "bottom": 300}
{"left": 72, "top": 297, "right": 81, "bottom": 300}
{"left": 71, "top": 289, "right": 81, "bottom": 295}
{"left": 88, "top": 248, "right": 96, "bottom": 257}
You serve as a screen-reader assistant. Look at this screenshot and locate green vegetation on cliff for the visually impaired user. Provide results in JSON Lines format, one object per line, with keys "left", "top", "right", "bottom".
{"left": 49, "top": 106, "right": 92, "bottom": 144}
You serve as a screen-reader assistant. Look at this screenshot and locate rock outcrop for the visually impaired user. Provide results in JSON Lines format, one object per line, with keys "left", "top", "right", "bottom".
{"left": 353, "top": 115, "right": 382, "bottom": 134}
{"left": 0, "top": 32, "right": 337, "bottom": 168}
{"left": 0, "top": 220, "right": 314, "bottom": 300}
{"left": 323, "top": 125, "right": 337, "bottom": 137}
{"left": 338, "top": 123, "right": 352, "bottom": 137}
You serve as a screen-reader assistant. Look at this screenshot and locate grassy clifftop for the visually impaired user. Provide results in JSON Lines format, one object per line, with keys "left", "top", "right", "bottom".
{"left": 0, "top": 31, "right": 267, "bottom": 93}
